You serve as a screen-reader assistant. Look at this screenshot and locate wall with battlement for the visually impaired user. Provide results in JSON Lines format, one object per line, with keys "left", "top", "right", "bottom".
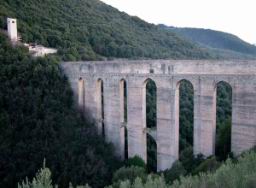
{"left": 61, "top": 60, "right": 256, "bottom": 171}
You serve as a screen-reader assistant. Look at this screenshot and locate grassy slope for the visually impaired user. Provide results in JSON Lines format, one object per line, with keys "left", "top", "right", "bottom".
{"left": 0, "top": 0, "right": 211, "bottom": 61}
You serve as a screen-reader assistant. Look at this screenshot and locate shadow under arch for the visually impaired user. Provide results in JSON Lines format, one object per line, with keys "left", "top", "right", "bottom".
{"left": 147, "top": 134, "right": 157, "bottom": 172}
{"left": 143, "top": 78, "right": 157, "bottom": 129}
{"left": 214, "top": 81, "right": 232, "bottom": 160}
{"left": 96, "top": 78, "right": 104, "bottom": 136}
{"left": 176, "top": 79, "right": 194, "bottom": 154}
{"left": 119, "top": 78, "right": 128, "bottom": 159}
{"left": 143, "top": 78, "right": 157, "bottom": 172}
{"left": 78, "top": 77, "right": 85, "bottom": 112}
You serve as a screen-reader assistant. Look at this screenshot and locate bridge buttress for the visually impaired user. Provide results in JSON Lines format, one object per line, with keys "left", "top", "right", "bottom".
{"left": 103, "top": 78, "right": 124, "bottom": 159}
{"left": 232, "top": 82, "right": 256, "bottom": 155}
{"left": 193, "top": 78, "right": 216, "bottom": 156}
{"left": 156, "top": 79, "right": 179, "bottom": 171}
{"left": 127, "top": 79, "right": 147, "bottom": 162}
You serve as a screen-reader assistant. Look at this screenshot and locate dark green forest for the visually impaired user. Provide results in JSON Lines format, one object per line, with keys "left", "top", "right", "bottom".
{"left": 0, "top": 33, "right": 120, "bottom": 188}
{"left": 0, "top": 0, "right": 212, "bottom": 61}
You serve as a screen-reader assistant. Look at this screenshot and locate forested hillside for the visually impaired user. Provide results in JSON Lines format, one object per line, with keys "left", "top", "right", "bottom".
{"left": 0, "top": 32, "right": 120, "bottom": 188}
{"left": 0, "top": 0, "right": 211, "bottom": 60}
{"left": 161, "top": 25, "right": 256, "bottom": 59}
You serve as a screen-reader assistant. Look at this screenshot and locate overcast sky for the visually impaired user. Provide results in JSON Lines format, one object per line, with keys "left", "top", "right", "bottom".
{"left": 101, "top": 0, "right": 256, "bottom": 44}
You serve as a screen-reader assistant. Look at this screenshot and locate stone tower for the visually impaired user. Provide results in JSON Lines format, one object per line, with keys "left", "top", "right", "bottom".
{"left": 7, "top": 18, "right": 18, "bottom": 42}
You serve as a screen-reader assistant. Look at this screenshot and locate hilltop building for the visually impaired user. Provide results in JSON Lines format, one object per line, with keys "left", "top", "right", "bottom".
{"left": 7, "top": 18, "right": 18, "bottom": 42}
{"left": 24, "top": 43, "right": 58, "bottom": 57}
{"left": 6, "top": 17, "right": 57, "bottom": 57}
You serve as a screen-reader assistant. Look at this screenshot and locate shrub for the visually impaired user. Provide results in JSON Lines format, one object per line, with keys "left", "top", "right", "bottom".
{"left": 126, "top": 156, "right": 146, "bottom": 169}
{"left": 112, "top": 166, "right": 146, "bottom": 184}
{"left": 108, "top": 150, "right": 256, "bottom": 188}
{"left": 163, "top": 161, "right": 187, "bottom": 184}
{"left": 192, "top": 156, "right": 220, "bottom": 175}
{"left": 18, "top": 163, "right": 91, "bottom": 188}
{"left": 18, "top": 161, "right": 54, "bottom": 188}
{"left": 179, "top": 147, "right": 204, "bottom": 172}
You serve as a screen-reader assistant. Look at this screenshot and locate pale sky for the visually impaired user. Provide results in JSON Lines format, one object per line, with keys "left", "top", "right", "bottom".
{"left": 101, "top": 0, "right": 256, "bottom": 44}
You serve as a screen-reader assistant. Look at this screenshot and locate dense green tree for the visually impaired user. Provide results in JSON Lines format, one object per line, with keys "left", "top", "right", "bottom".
{"left": 146, "top": 80, "right": 157, "bottom": 129}
{"left": 179, "top": 81, "right": 194, "bottom": 152}
{"left": 147, "top": 134, "right": 157, "bottom": 172}
{"left": 163, "top": 161, "right": 186, "bottom": 184}
{"left": 19, "top": 150, "right": 256, "bottom": 188}
{"left": 192, "top": 156, "right": 220, "bottom": 175}
{"left": 179, "top": 147, "right": 204, "bottom": 173}
{"left": 125, "top": 156, "right": 146, "bottom": 169}
{"left": 215, "top": 118, "right": 232, "bottom": 160}
{"left": 0, "top": 33, "right": 120, "bottom": 188}
{"left": 112, "top": 166, "right": 146, "bottom": 185}
{"left": 215, "top": 82, "right": 232, "bottom": 160}
{"left": 107, "top": 150, "right": 256, "bottom": 188}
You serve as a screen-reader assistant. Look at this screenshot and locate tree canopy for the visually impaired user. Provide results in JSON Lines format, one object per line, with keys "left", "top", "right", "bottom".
{"left": 0, "top": 32, "right": 120, "bottom": 188}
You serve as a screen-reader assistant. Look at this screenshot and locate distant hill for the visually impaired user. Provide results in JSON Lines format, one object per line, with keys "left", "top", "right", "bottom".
{"left": 160, "top": 25, "right": 256, "bottom": 59}
{"left": 0, "top": 0, "right": 211, "bottom": 61}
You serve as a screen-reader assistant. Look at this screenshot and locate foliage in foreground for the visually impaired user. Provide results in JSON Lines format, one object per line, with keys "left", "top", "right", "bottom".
{"left": 18, "top": 162, "right": 91, "bottom": 188}
{"left": 0, "top": 32, "right": 120, "bottom": 188}
{"left": 19, "top": 150, "right": 256, "bottom": 188}
{"left": 108, "top": 150, "right": 256, "bottom": 188}
{"left": 111, "top": 166, "right": 146, "bottom": 187}
{"left": 125, "top": 156, "right": 147, "bottom": 169}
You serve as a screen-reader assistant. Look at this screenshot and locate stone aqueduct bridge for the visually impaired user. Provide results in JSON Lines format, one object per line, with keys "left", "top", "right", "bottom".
{"left": 61, "top": 60, "right": 256, "bottom": 171}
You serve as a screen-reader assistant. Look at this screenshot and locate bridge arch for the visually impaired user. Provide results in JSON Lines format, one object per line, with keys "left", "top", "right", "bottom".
{"left": 120, "top": 79, "right": 127, "bottom": 123}
{"left": 78, "top": 77, "right": 85, "bottom": 112}
{"left": 143, "top": 78, "right": 157, "bottom": 171}
{"left": 214, "top": 81, "right": 232, "bottom": 160}
{"left": 96, "top": 78, "right": 104, "bottom": 136}
{"left": 119, "top": 78, "right": 128, "bottom": 159}
{"left": 143, "top": 78, "right": 157, "bottom": 129}
{"left": 175, "top": 79, "right": 195, "bottom": 154}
